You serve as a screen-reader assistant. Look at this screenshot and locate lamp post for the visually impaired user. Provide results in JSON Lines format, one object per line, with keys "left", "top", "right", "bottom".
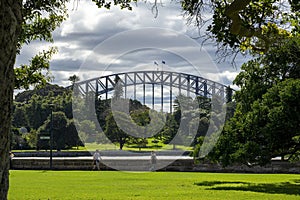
{"left": 49, "top": 104, "right": 54, "bottom": 169}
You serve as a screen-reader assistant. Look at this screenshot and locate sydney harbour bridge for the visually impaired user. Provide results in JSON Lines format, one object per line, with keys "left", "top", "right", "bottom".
{"left": 72, "top": 70, "right": 233, "bottom": 112}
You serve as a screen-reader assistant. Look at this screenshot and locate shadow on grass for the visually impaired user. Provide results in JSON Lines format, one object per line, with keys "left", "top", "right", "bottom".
{"left": 292, "top": 179, "right": 300, "bottom": 184}
{"left": 194, "top": 180, "right": 300, "bottom": 196}
{"left": 194, "top": 181, "right": 247, "bottom": 187}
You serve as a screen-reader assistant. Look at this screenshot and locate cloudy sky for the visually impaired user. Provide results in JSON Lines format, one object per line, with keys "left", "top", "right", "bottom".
{"left": 16, "top": 0, "right": 246, "bottom": 89}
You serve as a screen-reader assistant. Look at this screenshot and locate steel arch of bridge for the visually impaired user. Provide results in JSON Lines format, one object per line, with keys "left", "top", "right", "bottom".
{"left": 73, "top": 71, "right": 232, "bottom": 113}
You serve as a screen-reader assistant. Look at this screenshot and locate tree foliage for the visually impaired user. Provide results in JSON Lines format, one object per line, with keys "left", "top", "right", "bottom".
{"left": 247, "top": 79, "right": 300, "bottom": 162}
{"left": 12, "top": 84, "right": 82, "bottom": 150}
{"left": 14, "top": 0, "right": 69, "bottom": 90}
{"left": 68, "top": 74, "right": 80, "bottom": 85}
{"left": 15, "top": 47, "right": 57, "bottom": 89}
{"left": 19, "top": 0, "right": 68, "bottom": 47}
{"left": 205, "top": 36, "right": 300, "bottom": 166}
{"left": 234, "top": 36, "right": 300, "bottom": 113}
{"left": 104, "top": 111, "right": 129, "bottom": 150}
{"left": 182, "top": 0, "right": 300, "bottom": 58}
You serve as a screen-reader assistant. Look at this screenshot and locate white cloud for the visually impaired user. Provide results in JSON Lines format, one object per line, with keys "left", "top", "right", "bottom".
{"left": 220, "top": 70, "right": 239, "bottom": 82}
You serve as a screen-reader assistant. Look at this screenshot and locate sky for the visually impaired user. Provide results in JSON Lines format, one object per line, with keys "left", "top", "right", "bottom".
{"left": 15, "top": 0, "right": 245, "bottom": 90}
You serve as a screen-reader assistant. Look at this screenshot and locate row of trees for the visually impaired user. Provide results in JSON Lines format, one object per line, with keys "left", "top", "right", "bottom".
{"left": 70, "top": 75, "right": 216, "bottom": 150}
{"left": 12, "top": 82, "right": 215, "bottom": 152}
{"left": 12, "top": 84, "right": 81, "bottom": 150}
{"left": 99, "top": 95, "right": 214, "bottom": 150}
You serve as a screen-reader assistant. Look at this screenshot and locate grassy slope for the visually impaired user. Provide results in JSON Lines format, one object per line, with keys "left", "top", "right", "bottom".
{"left": 8, "top": 171, "right": 300, "bottom": 200}
{"left": 12, "top": 141, "right": 193, "bottom": 153}
{"left": 83, "top": 141, "right": 193, "bottom": 152}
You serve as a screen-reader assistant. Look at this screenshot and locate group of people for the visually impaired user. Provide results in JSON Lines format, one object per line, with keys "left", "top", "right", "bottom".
{"left": 92, "top": 150, "right": 157, "bottom": 171}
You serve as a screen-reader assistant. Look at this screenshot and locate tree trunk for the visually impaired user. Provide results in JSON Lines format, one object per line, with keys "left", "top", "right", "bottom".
{"left": 0, "top": 1, "right": 22, "bottom": 199}
{"left": 119, "top": 138, "right": 123, "bottom": 150}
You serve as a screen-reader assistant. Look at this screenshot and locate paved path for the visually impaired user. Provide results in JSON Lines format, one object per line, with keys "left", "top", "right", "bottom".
{"left": 13, "top": 155, "right": 192, "bottom": 160}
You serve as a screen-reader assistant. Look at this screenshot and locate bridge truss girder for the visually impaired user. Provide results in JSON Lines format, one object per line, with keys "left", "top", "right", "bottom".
{"left": 73, "top": 71, "right": 232, "bottom": 113}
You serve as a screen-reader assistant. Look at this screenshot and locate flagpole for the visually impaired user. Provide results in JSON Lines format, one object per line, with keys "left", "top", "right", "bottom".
{"left": 161, "top": 60, "right": 166, "bottom": 72}
{"left": 154, "top": 61, "right": 159, "bottom": 71}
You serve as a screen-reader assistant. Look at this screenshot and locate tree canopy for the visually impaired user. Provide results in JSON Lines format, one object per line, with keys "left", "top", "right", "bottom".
{"left": 204, "top": 36, "right": 300, "bottom": 166}
{"left": 182, "top": 0, "right": 300, "bottom": 57}
{"left": 14, "top": 0, "right": 69, "bottom": 89}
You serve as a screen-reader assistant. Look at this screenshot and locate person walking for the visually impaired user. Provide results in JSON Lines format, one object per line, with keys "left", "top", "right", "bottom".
{"left": 150, "top": 151, "right": 157, "bottom": 171}
{"left": 9, "top": 151, "right": 14, "bottom": 169}
{"left": 92, "top": 149, "right": 101, "bottom": 170}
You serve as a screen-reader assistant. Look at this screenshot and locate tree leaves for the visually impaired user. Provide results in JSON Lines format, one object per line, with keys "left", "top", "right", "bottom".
{"left": 206, "top": 36, "right": 300, "bottom": 166}
{"left": 183, "top": 0, "right": 300, "bottom": 56}
{"left": 16, "top": 0, "right": 68, "bottom": 90}
{"left": 14, "top": 47, "right": 57, "bottom": 90}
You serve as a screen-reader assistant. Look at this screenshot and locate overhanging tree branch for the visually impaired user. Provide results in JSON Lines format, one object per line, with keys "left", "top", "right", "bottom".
{"left": 225, "top": 0, "right": 269, "bottom": 52}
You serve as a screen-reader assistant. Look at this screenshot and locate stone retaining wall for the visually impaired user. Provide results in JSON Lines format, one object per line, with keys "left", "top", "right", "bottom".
{"left": 11, "top": 157, "right": 300, "bottom": 173}
{"left": 12, "top": 150, "right": 190, "bottom": 157}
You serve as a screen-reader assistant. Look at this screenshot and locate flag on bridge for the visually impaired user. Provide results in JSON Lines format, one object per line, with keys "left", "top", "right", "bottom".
{"left": 154, "top": 61, "right": 158, "bottom": 66}
{"left": 162, "top": 60, "right": 166, "bottom": 64}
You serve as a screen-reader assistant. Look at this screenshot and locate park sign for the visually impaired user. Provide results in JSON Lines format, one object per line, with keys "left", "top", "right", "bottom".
{"left": 39, "top": 135, "right": 50, "bottom": 140}
{"left": 39, "top": 130, "right": 50, "bottom": 140}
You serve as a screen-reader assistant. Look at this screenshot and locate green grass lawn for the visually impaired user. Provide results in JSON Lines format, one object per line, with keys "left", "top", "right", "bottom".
{"left": 84, "top": 142, "right": 193, "bottom": 152}
{"left": 12, "top": 141, "right": 193, "bottom": 153}
{"left": 8, "top": 170, "right": 300, "bottom": 200}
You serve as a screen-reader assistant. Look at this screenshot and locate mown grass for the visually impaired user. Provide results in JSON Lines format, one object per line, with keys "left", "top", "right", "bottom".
{"left": 8, "top": 170, "right": 300, "bottom": 200}
{"left": 12, "top": 140, "right": 193, "bottom": 153}
{"left": 75, "top": 142, "right": 192, "bottom": 152}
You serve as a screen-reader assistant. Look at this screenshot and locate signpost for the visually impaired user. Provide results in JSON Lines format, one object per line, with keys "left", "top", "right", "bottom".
{"left": 49, "top": 104, "right": 54, "bottom": 170}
